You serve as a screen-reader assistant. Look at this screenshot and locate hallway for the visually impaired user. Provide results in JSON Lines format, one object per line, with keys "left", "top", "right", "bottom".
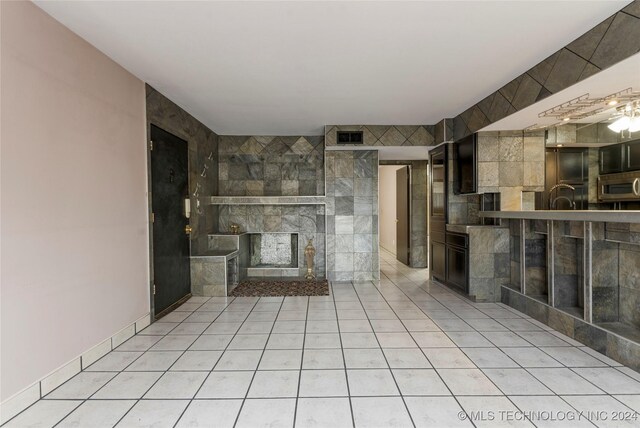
{"left": 5, "top": 251, "right": 640, "bottom": 427}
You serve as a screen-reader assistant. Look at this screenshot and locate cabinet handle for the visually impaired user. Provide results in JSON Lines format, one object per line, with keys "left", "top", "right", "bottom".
{"left": 634, "top": 178, "right": 640, "bottom": 196}
{"left": 600, "top": 151, "right": 604, "bottom": 172}
{"left": 628, "top": 146, "right": 631, "bottom": 169}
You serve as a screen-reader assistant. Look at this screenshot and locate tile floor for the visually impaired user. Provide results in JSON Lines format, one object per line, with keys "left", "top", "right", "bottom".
{"left": 5, "top": 249, "right": 640, "bottom": 427}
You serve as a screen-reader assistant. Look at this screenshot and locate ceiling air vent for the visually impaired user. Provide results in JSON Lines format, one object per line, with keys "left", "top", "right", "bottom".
{"left": 337, "top": 131, "right": 363, "bottom": 144}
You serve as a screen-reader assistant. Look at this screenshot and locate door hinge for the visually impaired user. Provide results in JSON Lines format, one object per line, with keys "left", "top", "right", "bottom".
{"left": 153, "top": 284, "right": 156, "bottom": 295}
{"left": 149, "top": 140, "right": 153, "bottom": 151}
{"left": 151, "top": 212, "right": 155, "bottom": 223}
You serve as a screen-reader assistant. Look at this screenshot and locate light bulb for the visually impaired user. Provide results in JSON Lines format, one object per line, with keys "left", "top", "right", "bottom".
{"left": 629, "top": 116, "right": 640, "bottom": 133}
{"left": 608, "top": 116, "right": 631, "bottom": 132}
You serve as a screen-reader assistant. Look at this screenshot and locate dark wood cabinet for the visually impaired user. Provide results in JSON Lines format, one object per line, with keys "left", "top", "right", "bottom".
{"left": 431, "top": 241, "right": 446, "bottom": 282}
{"left": 598, "top": 139, "right": 640, "bottom": 174}
{"left": 626, "top": 140, "right": 640, "bottom": 171}
{"left": 445, "top": 232, "right": 469, "bottom": 293}
{"left": 429, "top": 145, "right": 447, "bottom": 282}
{"left": 546, "top": 148, "right": 589, "bottom": 210}
{"left": 600, "top": 144, "right": 625, "bottom": 175}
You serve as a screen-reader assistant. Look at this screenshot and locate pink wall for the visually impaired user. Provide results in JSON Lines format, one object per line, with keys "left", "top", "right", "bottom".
{"left": 1, "top": 1, "right": 149, "bottom": 400}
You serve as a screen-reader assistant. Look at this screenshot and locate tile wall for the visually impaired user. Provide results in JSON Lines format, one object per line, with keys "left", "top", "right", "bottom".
{"left": 467, "top": 226, "right": 511, "bottom": 302}
{"left": 476, "top": 131, "right": 546, "bottom": 197}
{"left": 218, "top": 136, "right": 324, "bottom": 196}
{"left": 325, "top": 150, "right": 379, "bottom": 281}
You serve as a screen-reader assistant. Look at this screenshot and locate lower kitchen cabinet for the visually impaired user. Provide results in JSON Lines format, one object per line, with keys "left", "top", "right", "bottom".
{"left": 445, "top": 232, "right": 469, "bottom": 294}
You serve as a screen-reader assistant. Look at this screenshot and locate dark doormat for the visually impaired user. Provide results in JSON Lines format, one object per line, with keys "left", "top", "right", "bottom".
{"left": 230, "top": 278, "right": 330, "bottom": 297}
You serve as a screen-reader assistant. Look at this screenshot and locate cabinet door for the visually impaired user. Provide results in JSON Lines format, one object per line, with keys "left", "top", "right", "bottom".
{"left": 625, "top": 140, "right": 640, "bottom": 171}
{"left": 446, "top": 246, "right": 468, "bottom": 293}
{"left": 600, "top": 145, "right": 624, "bottom": 174}
{"left": 430, "top": 147, "right": 447, "bottom": 218}
{"left": 558, "top": 149, "right": 587, "bottom": 182}
{"left": 431, "top": 241, "right": 446, "bottom": 282}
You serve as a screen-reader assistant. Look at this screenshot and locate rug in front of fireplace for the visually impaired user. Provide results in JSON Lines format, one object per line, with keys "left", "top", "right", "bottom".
{"left": 230, "top": 279, "right": 329, "bottom": 297}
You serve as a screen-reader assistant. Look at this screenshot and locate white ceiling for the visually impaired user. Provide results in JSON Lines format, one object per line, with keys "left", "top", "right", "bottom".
{"left": 35, "top": 0, "right": 630, "bottom": 136}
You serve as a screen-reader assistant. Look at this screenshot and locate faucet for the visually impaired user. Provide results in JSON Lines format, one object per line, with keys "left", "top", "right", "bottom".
{"left": 549, "top": 183, "right": 577, "bottom": 210}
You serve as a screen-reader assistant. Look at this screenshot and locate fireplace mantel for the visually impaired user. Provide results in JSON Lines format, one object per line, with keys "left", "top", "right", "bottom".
{"left": 206, "top": 196, "right": 326, "bottom": 205}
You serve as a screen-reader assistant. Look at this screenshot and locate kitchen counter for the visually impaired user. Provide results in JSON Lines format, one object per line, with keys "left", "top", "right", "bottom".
{"left": 480, "top": 210, "right": 640, "bottom": 223}
{"left": 446, "top": 224, "right": 507, "bottom": 234}
{"left": 485, "top": 210, "right": 640, "bottom": 371}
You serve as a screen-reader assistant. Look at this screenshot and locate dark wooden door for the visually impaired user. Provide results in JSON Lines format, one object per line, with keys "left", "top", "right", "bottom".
{"left": 396, "top": 166, "right": 410, "bottom": 265}
{"left": 150, "top": 125, "right": 191, "bottom": 317}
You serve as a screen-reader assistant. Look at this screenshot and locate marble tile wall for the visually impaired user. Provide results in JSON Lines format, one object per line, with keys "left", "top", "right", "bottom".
{"left": 467, "top": 226, "right": 510, "bottom": 302}
{"left": 508, "top": 220, "right": 522, "bottom": 290}
{"left": 619, "top": 241, "right": 640, "bottom": 328}
{"left": 190, "top": 258, "right": 226, "bottom": 296}
{"left": 379, "top": 161, "right": 429, "bottom": 268}
{"left": 475, "top": 131, "right": 545, "bottom": 211}
{"left": 217, "top": 135, "right": 324, "bottom": 196}
{"left": 217, "top": 205, "right": 325, "bottom": 278}
{"left": 434, "top": 119, "right": 454, "bottom": 144}
{"left": 524, "top": 221, "right": 547, "bottom": 298}
{"left": 325, "top": 150, "right": 379, "bottom": 281}
{"left": 553, "top": 222, "right": 584, "bottom": 310}
{"left": 145, "top": 85, "right": 219, "bottom": 256}
{"left": 501, "top": 286, "right": 640, "bottom": 371}
{"left": 592, "top": 222, "right": 640, "bottom": 328}
{"left": 450, "top": 2, "right": 640, "bottom": 140}
{"left": 325, "top": 125, "right": 435, "bottom": 147}
{"left": 591, "top": 223, "right": 620, "bottom": 323}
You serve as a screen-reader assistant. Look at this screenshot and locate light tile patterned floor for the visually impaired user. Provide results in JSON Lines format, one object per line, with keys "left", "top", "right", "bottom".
{"left": 5, "top": 249, "right": 640, "bottom": 427}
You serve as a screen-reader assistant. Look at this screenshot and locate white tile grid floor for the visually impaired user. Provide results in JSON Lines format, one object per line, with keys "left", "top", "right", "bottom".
{"left": 4, "top": 248, "right": 640, "bottom": 428}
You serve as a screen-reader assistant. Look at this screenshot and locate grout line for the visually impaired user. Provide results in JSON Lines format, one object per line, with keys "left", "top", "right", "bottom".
{"left": 330, "top": 281, "right": 357, "bottom": 428}
{"left": 291, "top": 295, "right": 311, "bottom": 427}
{"left": 231, "top": 296, "right": 285, "bottom": 427}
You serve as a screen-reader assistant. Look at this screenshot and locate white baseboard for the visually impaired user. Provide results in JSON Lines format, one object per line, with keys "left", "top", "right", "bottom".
{"left": 0, "top": 312, "right": 150, "bottom": 424}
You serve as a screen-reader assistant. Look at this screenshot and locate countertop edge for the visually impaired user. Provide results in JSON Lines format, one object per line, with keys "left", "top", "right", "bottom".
{"left": 479, "top": 210, "right": 640, "bottom": 223}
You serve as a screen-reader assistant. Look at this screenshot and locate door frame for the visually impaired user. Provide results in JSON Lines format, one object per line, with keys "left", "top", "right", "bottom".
{"left": 395, "top": 165, "right": 412, "bottom": 265}
{"left": 378, "top": 162, "right": 412, "bottom": 263}
{"left": 146, "top": 123, "right": 191, "bottom": 321}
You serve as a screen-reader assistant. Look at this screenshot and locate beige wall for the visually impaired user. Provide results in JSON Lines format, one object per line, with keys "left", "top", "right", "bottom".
{"left": 379, "top": 166, "right": 403, "bottom": 254}
{"left": 1, "top": 1, "right": 148, "bottom": 401}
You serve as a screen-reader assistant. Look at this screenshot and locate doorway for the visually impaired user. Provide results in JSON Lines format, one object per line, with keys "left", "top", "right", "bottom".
{"left": 150, "top": 125, "right": 191, "bottom": 317}
{"left": 379, "top": 165, "right": 411, "bottom": 265}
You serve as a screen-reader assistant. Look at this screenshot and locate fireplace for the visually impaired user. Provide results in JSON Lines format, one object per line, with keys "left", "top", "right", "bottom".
{"left": 247, "top": 233, "right": 299, "bottom": 277}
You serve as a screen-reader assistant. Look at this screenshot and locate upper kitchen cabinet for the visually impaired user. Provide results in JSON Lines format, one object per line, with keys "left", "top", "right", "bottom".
{"left": 599, "top": 138, "right": 640, "bottom": 174}
{"left": 625, "top": 139, "right": 640, "bottom": 171}
{"left": 599, "top": 144, "right": 625, "bottom": 174}
{"left": 546, "top": 148, "right": 589, "bottom": 210}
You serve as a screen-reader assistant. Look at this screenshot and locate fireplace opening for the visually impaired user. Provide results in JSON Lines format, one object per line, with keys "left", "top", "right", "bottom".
{"left": 248, "top": 233, "right": 298, "bottom": 268}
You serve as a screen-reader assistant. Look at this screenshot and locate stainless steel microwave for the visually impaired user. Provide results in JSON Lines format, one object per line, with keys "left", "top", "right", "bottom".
{"left": 598, "top": 171, "right": 640, "bottom": 202}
